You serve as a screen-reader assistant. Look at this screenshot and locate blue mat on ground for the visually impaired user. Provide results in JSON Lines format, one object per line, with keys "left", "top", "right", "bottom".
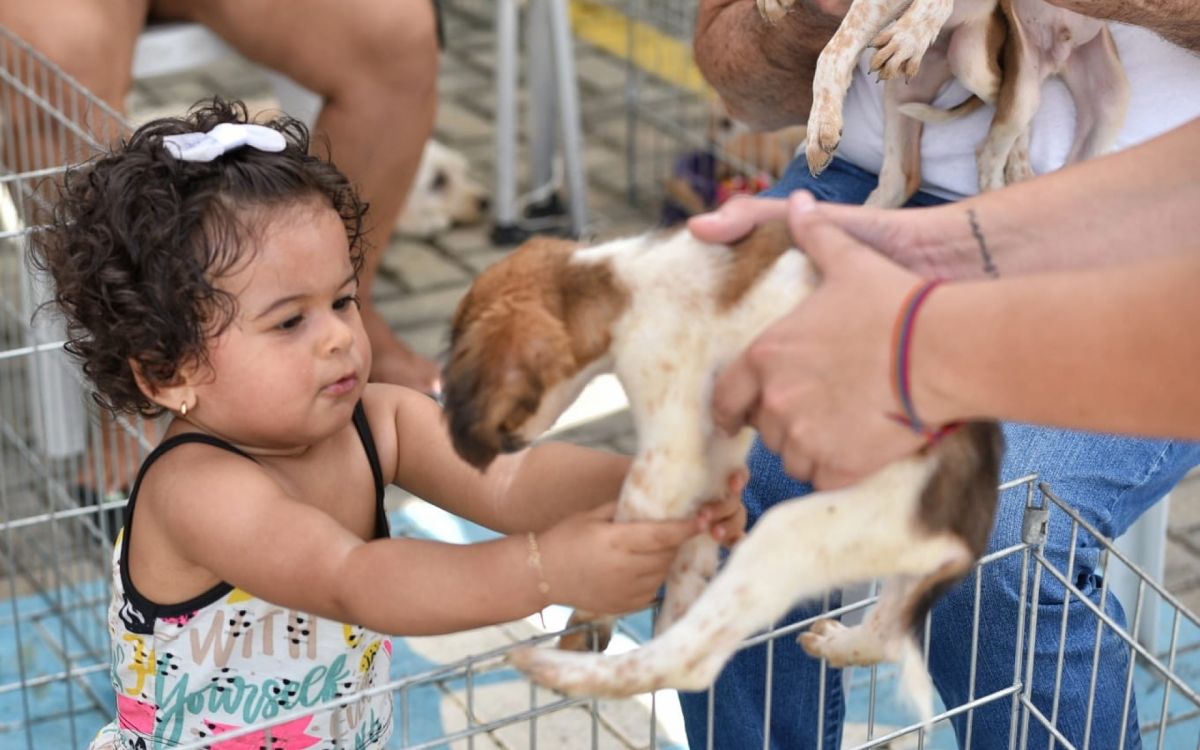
{"left": 3, "top": 503, "right": 1197, "bottom": 748}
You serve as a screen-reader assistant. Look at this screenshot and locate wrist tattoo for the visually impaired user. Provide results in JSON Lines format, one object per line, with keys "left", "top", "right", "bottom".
{"left": 967, "top": 208, "right": 999, "bottom": 278}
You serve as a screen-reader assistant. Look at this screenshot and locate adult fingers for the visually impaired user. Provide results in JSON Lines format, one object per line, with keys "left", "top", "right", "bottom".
{"left": 712, "top": 354, "right": 763, "bottom": 436}
{"left": 789, "top": 205, "right": 873, "bottom": 274}
{"left": 687, "top": 195, "right": 793, "bottom": 243}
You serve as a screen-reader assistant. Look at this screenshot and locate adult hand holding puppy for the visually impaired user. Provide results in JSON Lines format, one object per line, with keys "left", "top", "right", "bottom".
{"left": 699, "top": 182, "right": 1200, "bottom": 491}
{"left": 702, "top": 194, "right": 930, "bottom": 490}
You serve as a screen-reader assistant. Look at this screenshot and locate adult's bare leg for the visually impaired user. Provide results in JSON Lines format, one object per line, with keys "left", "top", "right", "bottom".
{"left": 0, "top": 0, "right": 146, "bottom": 126}
{"left": 155, "top": 0, "right": 442, "bottom": 392}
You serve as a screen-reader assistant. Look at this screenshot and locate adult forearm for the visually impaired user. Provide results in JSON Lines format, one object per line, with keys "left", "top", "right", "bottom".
{"left": 916, "top": 251, "right": 1200, "bottom": 438}
{"left": 695, "top": 0, "right": 841, "bottom": 129}
{"left": 928, "top": 119, "right": 1200, "bottom": 279}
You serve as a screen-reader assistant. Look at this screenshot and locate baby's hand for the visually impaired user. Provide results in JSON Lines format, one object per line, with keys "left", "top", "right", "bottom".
{"left": 538, "top": 503, "right": 704, "bottom": 615}
{"left": 694, "top": 467, "right": 749, "bottom": 547}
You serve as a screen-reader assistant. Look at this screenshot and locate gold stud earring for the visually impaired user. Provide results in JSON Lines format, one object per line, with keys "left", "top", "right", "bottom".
{"left": 180, "top": 401, "right": 189, "bottom": 417}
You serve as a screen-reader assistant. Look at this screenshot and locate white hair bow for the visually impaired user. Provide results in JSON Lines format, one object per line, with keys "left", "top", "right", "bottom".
{"left": 161, "top": 123, "right": 287, "bottom": 162}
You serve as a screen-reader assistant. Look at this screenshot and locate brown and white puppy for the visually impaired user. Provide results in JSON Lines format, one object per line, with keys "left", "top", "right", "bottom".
{"left": 442, "top": 223, "right": 1004, "bottom": 716}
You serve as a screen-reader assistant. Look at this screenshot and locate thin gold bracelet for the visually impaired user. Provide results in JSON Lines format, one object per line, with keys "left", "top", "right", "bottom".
{"left": 526, "top": 531, "right": 550, "bottom": 599}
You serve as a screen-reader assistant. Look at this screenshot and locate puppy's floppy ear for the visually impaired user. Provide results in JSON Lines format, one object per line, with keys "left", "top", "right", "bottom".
{"left": 442, "top": 237, "right": 587, "bottom": 470}
{"left": 442, "top": 305, "right": 575, "bottom": 469}
{"left": 557, "top": 260, "right": 629, "bottom": 367}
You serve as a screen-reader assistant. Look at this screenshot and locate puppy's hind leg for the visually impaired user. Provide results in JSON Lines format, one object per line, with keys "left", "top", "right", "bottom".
{"left": 1003, "top": 127, "right": 1034, "bottom": 185}
{"left": 509, "top": 457, "right": 967, "bottom": 698}
{"left": 867, "top": 53, "right": 952, "bottom": 208}
{"left": 1060, "top": 25, "right": 1130, "bottom": 166}
{"left": 977, "top": 13, "right": 1042, "bottom": 192}
{"left": 800, "top": 558, "right": 976, "bottom": 724}
{"left": 946, "top": 3, "right": 1007, "bottom": 106}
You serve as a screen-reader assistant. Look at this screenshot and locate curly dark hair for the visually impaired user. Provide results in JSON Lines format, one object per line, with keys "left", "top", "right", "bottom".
{"left": 33, "top": 97, "right": 369, "bottom": 416}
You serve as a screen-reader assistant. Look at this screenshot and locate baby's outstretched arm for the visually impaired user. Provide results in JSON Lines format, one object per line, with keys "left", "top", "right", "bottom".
{"left": 147, "top": 446, "right": 716, "bottom": 635}
{"left": 377, "top": 386, "right": 745, "bottom": 539}
{"left": 140, "top": 387, "right": 744, "bottom": 636}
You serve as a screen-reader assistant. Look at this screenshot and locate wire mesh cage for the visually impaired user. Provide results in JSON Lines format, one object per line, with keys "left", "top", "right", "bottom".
{"left": 0, "top": 26, "right": 160, "bottom": 750}
{"left": 574, "top": 0, "right": 807, "bottom": 222}
{"left": 436, "top": 0, "right": 806, "bottom": 236}
{"left": 3, "top": 12, "right": 1200, "bottom": 750}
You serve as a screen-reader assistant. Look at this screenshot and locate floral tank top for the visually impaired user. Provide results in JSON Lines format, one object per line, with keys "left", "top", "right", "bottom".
{"left": 90, "top": 402, "right": 394, "bottom": 750}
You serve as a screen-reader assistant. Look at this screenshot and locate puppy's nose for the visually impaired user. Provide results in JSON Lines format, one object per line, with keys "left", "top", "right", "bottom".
{"left": 500, "top": 433, "right": 526, "bottom": 453}
{"left": 478, "top": 196, "right": 490, "bottom": 213}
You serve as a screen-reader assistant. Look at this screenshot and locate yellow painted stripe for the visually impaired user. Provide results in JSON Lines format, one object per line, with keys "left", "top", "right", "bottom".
{"left": 568, "top": 0, "right": 712, "bottom": 97}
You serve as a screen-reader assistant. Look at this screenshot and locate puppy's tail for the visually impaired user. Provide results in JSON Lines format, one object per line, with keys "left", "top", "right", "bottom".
{"left": 899, "top": 635, "right": 936, "bottom": 729}
{"left": 899, "top": 95, "right": 985, "bottom": 124}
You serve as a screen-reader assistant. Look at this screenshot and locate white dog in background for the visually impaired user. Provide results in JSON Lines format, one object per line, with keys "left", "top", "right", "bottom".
{"left": 396, "top": 139, "right": 490, "bottom": 238}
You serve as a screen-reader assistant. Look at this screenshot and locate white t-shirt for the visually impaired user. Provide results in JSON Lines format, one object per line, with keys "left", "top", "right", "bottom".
{"left": 835, "top": 24, "right": 1200, "bottom": 200}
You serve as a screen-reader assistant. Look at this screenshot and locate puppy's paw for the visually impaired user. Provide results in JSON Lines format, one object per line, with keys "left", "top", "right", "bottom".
{"left": 870, "top": 25, "right": 930, "bottom": 81}
{"left": 1003, "top": 143, "right": 1034, "bottom": 185}
{"left": 799, "top": 619, "right": 853, "bottom": 667}
{"left": 804, "top": 113, "right": 843, "bottom": 176}
{"left": 508, "top": 647, "right": 650, "bottom": 698}
{"left": 799, "top": 618, "right": 891, "bottom": 668}
{"left": 756, "top": 0, "right": 796, "bottom": 23}
{"left": 509, "top": 646, "right": 570, "bottom": 691}
{"left": 976, "top": 145, "right": 1008, "bottom": 193}
{"left": 864, "top": 183, "right": 908, "bottom": 209}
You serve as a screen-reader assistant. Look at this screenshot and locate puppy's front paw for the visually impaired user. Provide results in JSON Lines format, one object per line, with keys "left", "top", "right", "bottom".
{"left": 804, "top": 111, "right": 843, "bottom": 176}
{"left": 870, "top": 24, "right": 931, "bottom": 81}
{"left": 756, "top": 0, "right": 796, "bottom": 23}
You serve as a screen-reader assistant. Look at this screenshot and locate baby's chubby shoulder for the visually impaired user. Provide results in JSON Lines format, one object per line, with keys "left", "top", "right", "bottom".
{"left": 360, "top": 382, "right": 450, "bottom": 479}
{"left": 360, "top": 382, "right": 444, "bottom": 431}
{"left": 130, "top": 437, "right": 284, "bottom": 549}
{"left": 137, "top": 436, "right": 277, "bottom": 501}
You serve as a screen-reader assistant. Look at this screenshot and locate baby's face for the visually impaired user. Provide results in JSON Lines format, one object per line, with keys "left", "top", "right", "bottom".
{"left": 186, "top": 201, "right": 370, "bottom": 451}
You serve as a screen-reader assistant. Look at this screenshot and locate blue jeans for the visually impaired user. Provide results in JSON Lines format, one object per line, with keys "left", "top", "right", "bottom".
{"left": 677, "top": 158, "right": 1200, "bottom": 749}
